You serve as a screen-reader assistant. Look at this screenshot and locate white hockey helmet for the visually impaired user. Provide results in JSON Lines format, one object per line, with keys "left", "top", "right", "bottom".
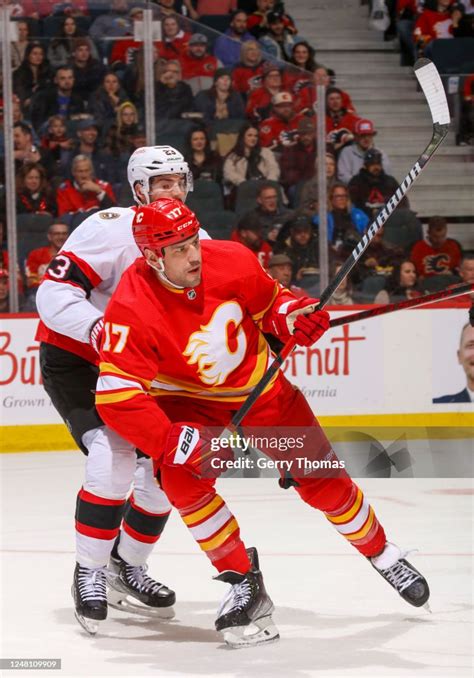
{"left": 127, "top": 145, "right": 193, "bottom": 204}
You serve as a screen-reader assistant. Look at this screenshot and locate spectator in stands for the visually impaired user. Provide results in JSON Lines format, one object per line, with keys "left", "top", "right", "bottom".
{"left": 267, "top": 253, "right": 305, "bottom": 297}
{"left": 70, "top": 119, "right": 117, "bottom": 185}
{"left": 313, "top": 182, "right": 369, "bottom": 256}
{"left": 223, "top": 123, "right": 280, "bottom": 198}
{"left": 56, "top": 154, "right": 116, "bottom": 218}
{"left": 122, "top": 48, "right": 162, "bottom": 112}
{"left": 13, "top": 122, "right": 54, "bottom": 177}
{"left": 410, "top": 216, "right": 463, "bottom": 279}
{"left": 68, "top": 39, "right": 106, "bottom": 104}
{"left": 232, "top": 40, "right": 267, "bottom": 96}
{"left": 354, "top": 226, "right": 404, "bottom": 284}
{"left": 213, "top": 10, "right": 254, "bottom": 68}
{"left": 184, "top": 127, "right": 223, "bottom": 183}
{"left": 232, "top": 212, "right": 273, "bottom": 268}
{"left": 23, "top": 221, "right": 69, "bottom": 310}
{"left": 193, "top": 68, "right": 245, "bottom": 121}
{"left": 108, "top": 7, "right": 150, "bottom": 67}
{"left": 338, "top": 119, "right": 392, "bottom": 185}
{"left": 16, "top": 162, "right": 56, "bottom": 215}
{"left": 158, "top": 15, "right": 191, "bottom": 60}
{"left": 298, "top": 148, "right": 338, "bottom": 215}
{"left": 396, "top": 0, "right": 423, "bottom": 66}
{"left": 325, "top": 87, "right": 359, "bottom": 152}
{"left": 246, "top": 63, "right": 284, "bottom": 122}
{"left": 47, "top": 15, "right": 99, "bottom": 69}
{"left": 13, "top": 42, "right": 52, "bottom": 112}
{"left": 458, "top": 74, "right": 474, "bottom": 145}
{"left": 40, "top": 115, "right": 74, "bottom": 180}
{"left": 30, "top": 66, "right": 85, "bottom": 132}
{"left": 413, "top": 0, "right": 456, "bottom": 56}
{"left": 258, "top": 9, "right": 298, "bottom": 61}
{"left": 433, "top": 322, "right": 474, "bottom": 403}
{"left": 88, "top": 72, "right": 129, "bottom": 127}
{"left": 242, "top": 181, "right": 293, "bottom": 243}
{"left": 328, "top": 261, "right": 355, "bottom": 305}
{"left": 274, "top": 215, "right": 319, "bottom": 281}
{"left": 20, "top": 0, "right": 88, "bottom": 18}
{"left": 280, "top": 117, "right": 317, "bottom": 203}
{"left": 284, "top": 40, "right": 318, "bottom": 94}
{"left": 103, "top": 102, "right": 141, "bottom": 159}
{"left": 154, "top": 0, "right": 195, "bottom": 23}
{"left": 348, "top": 148, "right": 408, "bottom": 218}
{"left": 155, "top": 60, "right": 194, "bottom": 119}
{"left": 374, "top": 259, "right": 422, "bottom": 303}
{"left": 259, "top": 92, "right": 304, "bottom": 151}
{"left": 248, "top": 0, "right": 297, "bottom": 39}
{"left": 89, "top": 0, "right": 133, "bottom": 48}
{"left": 11, "top": 20, "right": 29, "bottom": 69}
{"left": 180, "top": 34, "right": 222, "bottom": 95}
{"left": 459, "top": 253, "right": 474, "bottom": 285}
{"left": 452, "top": 2, "right": 474, "bottom": 37}
{"left": 0, "top": 268, "right": 9, "bottom": 313}
{"left": 296, "top": 66, "right": 356, "bottom": 116}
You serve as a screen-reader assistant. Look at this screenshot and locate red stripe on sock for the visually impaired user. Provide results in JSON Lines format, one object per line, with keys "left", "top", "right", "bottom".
{"left": 122, "top": 521, "right": 161, "bottom": 544}
{"left": 75, "top": 520, "right": 120, "bottom": 540}
{"left": 78, "top": 488, "right": 126, "bottom": 506}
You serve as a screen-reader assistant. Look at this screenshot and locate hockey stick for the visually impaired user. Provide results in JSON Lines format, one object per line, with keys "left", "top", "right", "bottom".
{"left": 329, "top": 282, "right": 474, "bottom": 329}
{"left": 229, "top": 58, "right": 450, "bottom": 429}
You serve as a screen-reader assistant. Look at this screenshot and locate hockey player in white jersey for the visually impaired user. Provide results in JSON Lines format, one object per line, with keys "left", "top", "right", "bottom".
{"left": 36, "top": 146, "right": 210, "bottom": 634}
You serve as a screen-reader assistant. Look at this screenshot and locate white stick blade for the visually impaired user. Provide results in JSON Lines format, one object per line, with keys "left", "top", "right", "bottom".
{"left": 414, "top": 58, "right": 450, "bottom": 126}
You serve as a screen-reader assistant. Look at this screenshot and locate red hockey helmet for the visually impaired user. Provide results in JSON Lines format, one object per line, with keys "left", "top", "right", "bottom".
{"left": 133, "top": 197, "right": 200, "bottom": 255}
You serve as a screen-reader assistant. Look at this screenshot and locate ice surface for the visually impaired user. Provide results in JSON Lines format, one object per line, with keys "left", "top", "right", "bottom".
{"left": 1, "top": 451, "right": 472, "bottom": 678}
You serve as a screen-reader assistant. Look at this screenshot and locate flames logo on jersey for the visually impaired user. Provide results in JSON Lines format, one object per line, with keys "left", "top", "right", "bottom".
{"left": 183, "top": 302, "right": 247, "bottom": 385}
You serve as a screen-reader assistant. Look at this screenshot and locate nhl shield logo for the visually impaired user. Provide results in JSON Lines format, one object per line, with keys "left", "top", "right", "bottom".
{"left": 187, "top": 289, "right": 197, "bottom": 300}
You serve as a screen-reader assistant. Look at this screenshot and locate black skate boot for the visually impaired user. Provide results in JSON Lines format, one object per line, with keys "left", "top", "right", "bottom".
{"left": 107, "top": 551, "right": 176, "bottom": 619}
{"left": 370, "top": 542, "right": 430, "bottom": 609}
{"left": 72, "top": 563, "right": 107, "bottom": 635}
{"left": 214, "top": 547, "right": 279, "bottom": 648}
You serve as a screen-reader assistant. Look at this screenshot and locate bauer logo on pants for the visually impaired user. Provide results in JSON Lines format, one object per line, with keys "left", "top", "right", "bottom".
{"left": 174, "top": 426, "right": 199, "bottom": 465}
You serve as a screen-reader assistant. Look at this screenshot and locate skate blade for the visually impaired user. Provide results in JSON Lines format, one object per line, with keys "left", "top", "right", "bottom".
{"left": 423, "top": 602, "right": 432, "bottom": 613}
{"left": 107, "top": 589, "right": 175, "bottom": 619}
{"left": 74, "top": 610, "right": 101, "bottom": 635}
{"left": 222, "top": 616, "right": 280, "bottom": 648}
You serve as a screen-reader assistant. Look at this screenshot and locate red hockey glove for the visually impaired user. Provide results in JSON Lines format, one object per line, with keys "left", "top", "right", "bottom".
{"left": 89, "top": 317, "right": 104, "bottom": 354}
{"left": 271, "top": 296, "right": 330, "bottom": 346}
{"left": 161, "top": 423, "right": 234, "bottom": 478}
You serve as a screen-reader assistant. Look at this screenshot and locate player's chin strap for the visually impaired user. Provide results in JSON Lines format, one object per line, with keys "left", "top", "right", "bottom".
{"left": 146, "top": 258, "right": 185, "bottom": 290}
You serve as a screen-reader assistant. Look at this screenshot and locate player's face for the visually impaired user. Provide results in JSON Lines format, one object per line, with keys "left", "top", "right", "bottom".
{"left": 148, "top": 174, "right": 187, "bottom": 202}
{"left": 162, "top": 234, "right": 202, "bottom": 288}
{"left": 458, "top": 325, "right": 474, "bottom": 384}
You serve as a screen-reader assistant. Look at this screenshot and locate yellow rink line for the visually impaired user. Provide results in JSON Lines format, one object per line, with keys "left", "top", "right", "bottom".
{"left": 1, "top": 412, "right": 473, "bottom": 453}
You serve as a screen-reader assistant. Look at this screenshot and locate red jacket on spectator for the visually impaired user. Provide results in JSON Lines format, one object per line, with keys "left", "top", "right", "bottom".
{"left": 283, "top": 68, "right": 313, "bottom": 99}
{"left": 231, "top": 229, "right": 273, "bottom": 269}
{"left": 20, "top": 0, "right": 88, "bottom": 16}
{"left": 246, "top": 86, "right": 281, "bottom": 121}
{"left": 56, "top": 180, "right": 116, "bottom": 217}
{"left": 180, "top": 52, "right": 220, "bottom": 81}
{"left": 110, "top": 39, "right": 160, "bottom": 65}
{"left": 157, "top": 33, "right": 192, "bottom": 61}
{"left": 326, "top": 111, "right": 360, "bottom": 137}
{"left": 295, "top": 85, "right": 356, "bottom": 116}
{"left": 410, "top": 238, "right": 462, "bottom": 278}
{"left": 414, "top": 8, "right": 454, "bottom": 44}
{"left": 259, "top": 113, "right": 306, "bottom": 150}
{"left": 232, "top": 63, "right": 266, "bottom": 94}
{"left": 25, "top": 246, "right": 54, "bottom": 289}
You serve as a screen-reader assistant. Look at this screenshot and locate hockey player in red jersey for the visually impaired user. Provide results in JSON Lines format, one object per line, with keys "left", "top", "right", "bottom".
{"left": 95, "top": 198, "right": 430, "bottom": 648}
{"left": 36, "top": 146, "right": 210, "bottom": 635}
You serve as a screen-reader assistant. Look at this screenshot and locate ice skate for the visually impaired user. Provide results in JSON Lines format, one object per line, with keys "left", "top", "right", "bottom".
{"left": 72, "top": 563, "right": 108, "bottom": 635}
{"left": 370, "top": 541, "right": 430, "bottom": 610}
{"left": 107, "top": 552, "right": 175, "bottom": 619}
{"left": 214, "top": 547, "right": 279, "bottom": 648}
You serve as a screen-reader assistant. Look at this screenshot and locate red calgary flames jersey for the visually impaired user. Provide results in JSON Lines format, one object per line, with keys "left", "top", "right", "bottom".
{"left": 96, "top": 240, "right": 295, "bottom": 457}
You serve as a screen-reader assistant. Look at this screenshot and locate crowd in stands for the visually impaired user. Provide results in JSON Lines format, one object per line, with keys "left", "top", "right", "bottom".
{"left": 0, "top": 0, "right": 472, "bottom": 312}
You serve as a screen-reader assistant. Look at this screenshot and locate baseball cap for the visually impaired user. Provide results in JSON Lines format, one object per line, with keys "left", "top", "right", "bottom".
{"left": 355, "top": 118, "right": 377, "bottom": 136}
{"left": 76, "top": 118, "right": 99, "bottom": 131}
{"left": 272, "top": 91, "right": 293, "bottom": 106}
{"left": 267, "top": 10, "right": 284, "bottom": 24}
{"left": 189, "top": 33, "right": 208, "bottom": 45}
{"left": 297, "top": 118, "right": 315, "bottom": 133}
{"left": 364, "top": 148, "right": 383, "bottom": 165}
{"left": 268, "top": 254, "right": 292, "bottom": 268}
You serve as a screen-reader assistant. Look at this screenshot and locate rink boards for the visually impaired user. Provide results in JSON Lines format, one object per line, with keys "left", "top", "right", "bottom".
{"left": 0, "top": 306, "right": 472, "bottom": 453}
